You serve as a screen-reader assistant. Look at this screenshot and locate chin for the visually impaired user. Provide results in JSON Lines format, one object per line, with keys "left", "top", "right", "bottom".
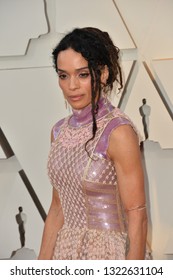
{"left": 70, "top": 101, "right": 91, "bottom": 110}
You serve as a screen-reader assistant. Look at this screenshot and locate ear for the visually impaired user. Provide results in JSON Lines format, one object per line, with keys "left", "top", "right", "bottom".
{"left": 101, "top": 65, "right": 109, "bottom": 85}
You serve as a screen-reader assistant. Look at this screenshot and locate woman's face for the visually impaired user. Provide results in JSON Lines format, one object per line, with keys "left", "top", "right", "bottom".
{"left": 57, "top": 48, "right": 92, "bottom": 110}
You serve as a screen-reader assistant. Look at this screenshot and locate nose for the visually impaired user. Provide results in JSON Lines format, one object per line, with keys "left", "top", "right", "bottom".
{"left": 68, "top": 76, "right": 79, "bottom": 90}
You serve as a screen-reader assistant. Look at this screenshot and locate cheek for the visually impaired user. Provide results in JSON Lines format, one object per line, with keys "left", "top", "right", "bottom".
{"left": 58, "top": 80, "right": 66, "bottom": 92}
{"left": 82, "top": 80, "right": 92, "bottom": 93}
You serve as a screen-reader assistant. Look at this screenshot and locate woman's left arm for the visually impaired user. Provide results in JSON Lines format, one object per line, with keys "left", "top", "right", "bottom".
{"left": 107, "top": 124, "right": 147, "bottom": 260}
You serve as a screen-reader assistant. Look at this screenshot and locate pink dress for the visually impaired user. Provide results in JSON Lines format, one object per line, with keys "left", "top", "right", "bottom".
{"left": 47, "top": 98, "right": 147, "bottom": 259}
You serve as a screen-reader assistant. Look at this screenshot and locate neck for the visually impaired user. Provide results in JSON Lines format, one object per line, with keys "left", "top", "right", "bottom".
{"left": 69, "top": 96, "right": 114, "bottom": 127}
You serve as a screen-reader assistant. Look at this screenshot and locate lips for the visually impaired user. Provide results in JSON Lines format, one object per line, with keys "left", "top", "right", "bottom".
{"left": 68, "top": 94, "right": 84, "bottom": 101}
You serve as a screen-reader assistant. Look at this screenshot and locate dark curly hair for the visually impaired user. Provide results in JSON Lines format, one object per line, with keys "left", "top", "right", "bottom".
{"left": 52, "top": 27, "right": 123, "bottom": 155}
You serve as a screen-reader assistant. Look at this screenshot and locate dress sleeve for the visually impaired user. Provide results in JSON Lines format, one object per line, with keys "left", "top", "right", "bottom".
{"left": 94, "top": 117, "right": 140, "bottom": 160}
{"left": 52, "top": 118, "right": 66, "bottom": 140}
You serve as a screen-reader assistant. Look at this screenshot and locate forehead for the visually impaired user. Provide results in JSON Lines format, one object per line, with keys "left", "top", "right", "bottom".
{"left": 57, "top": 48, "right": 88, "bottom": 69}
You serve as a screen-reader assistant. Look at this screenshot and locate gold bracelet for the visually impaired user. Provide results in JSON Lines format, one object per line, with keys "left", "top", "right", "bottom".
{"left": 126, "top": 204, "right": 146, "bottom": 212}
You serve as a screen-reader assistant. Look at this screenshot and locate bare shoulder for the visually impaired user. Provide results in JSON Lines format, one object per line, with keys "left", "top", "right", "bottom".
{"left": 107, "top": 124, "right": 140, "bottom": 162}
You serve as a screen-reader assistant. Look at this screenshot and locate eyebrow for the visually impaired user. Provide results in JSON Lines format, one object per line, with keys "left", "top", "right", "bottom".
{"left": 57, "top": 66, "right": 89, "bottom": 73}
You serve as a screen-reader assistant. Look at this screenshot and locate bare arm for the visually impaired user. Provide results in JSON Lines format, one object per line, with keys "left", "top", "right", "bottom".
{"left": 38, "top": 129, "right": 64, "bottom": 260}
{"left": 38, "top": 188, "right": 64, "bottom": 259}
{"left": 107, "top": 125, "right": 147, "bottom": 260}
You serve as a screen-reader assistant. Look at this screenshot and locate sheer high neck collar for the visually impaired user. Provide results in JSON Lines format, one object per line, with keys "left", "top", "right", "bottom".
{"left": 69, "top": 97, "right": 114, "bottom": 128}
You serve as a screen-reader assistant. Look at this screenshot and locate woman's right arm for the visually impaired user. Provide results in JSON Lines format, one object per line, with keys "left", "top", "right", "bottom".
{"left": 38, "top": 128, "right": 64, "bottom": 260}
{"left": 38, "top": 188, "right": 64, "bottom": 259}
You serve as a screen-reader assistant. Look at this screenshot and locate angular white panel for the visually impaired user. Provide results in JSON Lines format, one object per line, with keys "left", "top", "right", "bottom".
{"left": 0, "top": 67, "right": 67, "bottom": 211}
{"left": 0, "top": 146, "right": 6, "bottom": 159}
{"left": 143, "top": 0, "right": 173, "bottom": 59}
{"left": 124, "top": 64, "right": 173, "bottom": 148}
{"left": 115, "top": 0, "right": 173, "bottom": 59}
{"left": 0, "top": 33, "right": 63, "bottom": 70}
{"left": 0, "top": 156, "right": 21, "bottom": 173}
{"left": 0, "top": 0, "right": 48, "bottom": 56}
{"left": 152, "top": 59, "right": 173, "bottom": 110}
{"left": 143, "top": 142, "right": 173, "bottom": 259}
{"left": 55, "top": 0, "right": 135, "bottom": 49}
{"left": 111, "top": 60, "right": 134, "bottom": 107}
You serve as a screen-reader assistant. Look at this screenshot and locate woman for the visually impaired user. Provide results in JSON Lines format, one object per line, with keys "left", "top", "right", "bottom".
{"left": 38, "top": 27, "right": 149, "bottom": 260}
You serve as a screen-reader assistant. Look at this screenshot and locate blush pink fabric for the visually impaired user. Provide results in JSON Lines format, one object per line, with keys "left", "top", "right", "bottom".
{"left": 47, "top": 98, "right": 149, "bottom": 259}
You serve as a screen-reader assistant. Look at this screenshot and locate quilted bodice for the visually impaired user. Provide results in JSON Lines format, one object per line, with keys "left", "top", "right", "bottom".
{"left": 47, "top": 106, "right": 135, "bottom": 233}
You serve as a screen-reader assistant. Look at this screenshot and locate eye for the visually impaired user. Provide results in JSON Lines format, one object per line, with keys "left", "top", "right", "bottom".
{"left": 58, "top": 73, "right": 67, "bottom": 80}
{"left": 79, "top": 72, "right": 90, "bottom": 78}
